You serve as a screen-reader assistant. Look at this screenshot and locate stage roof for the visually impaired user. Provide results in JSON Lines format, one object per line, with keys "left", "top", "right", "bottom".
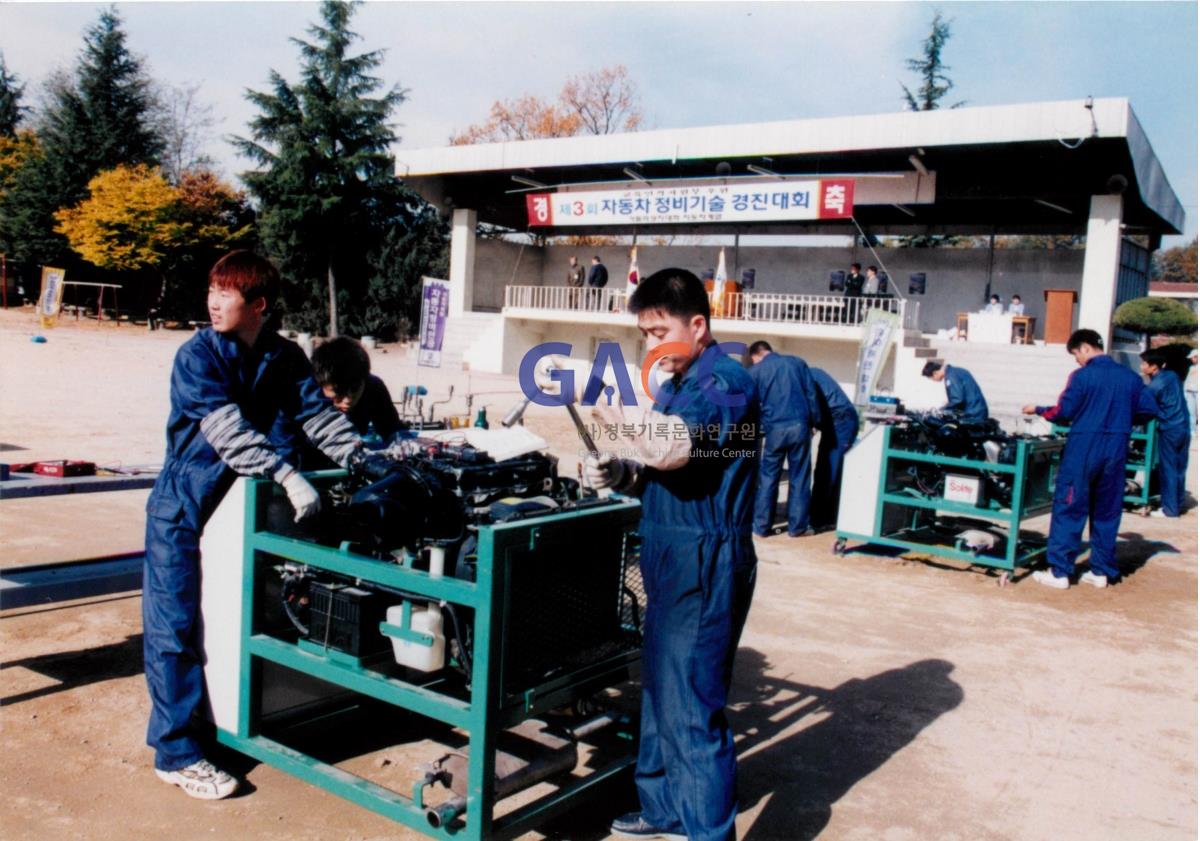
{"left": 397, "top": 98, "right": 1184, "bottom": 240}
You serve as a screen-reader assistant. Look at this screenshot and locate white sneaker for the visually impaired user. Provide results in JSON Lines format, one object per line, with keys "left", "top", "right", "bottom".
{"left": 1031, "top": 569, "right": 1069, "bottom": 590}
{"left": 1079, "top": 570, "right": 1109, "bottom": 589}
{"left": 156, "top": 759, "right": 239, "bottom": 800}
{"left": 1148, "top": 509, "right": 1169, "bottom": 518}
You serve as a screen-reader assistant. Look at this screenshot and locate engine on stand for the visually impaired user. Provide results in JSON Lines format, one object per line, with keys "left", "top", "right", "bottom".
{"left": 196, "top": 429, "right": 649, "bottom": 838}
{"left": 834, "top": 410, "right": 1066, "bottom": 583}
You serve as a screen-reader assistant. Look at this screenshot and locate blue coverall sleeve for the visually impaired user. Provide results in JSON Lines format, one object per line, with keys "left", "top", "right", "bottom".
{"left": 1134, "top": 383, "right": 1159, "bottom": 424}
{"left": 944, "top": 372, "right": 965, "bottom": 414}
{"left": 1038, "top": 369, "right": 1083, "bottom": 422}
{"left": 176, "top": 342, "right": 287, "bottom": 479}
{"left": 790, "top": 356, "right": 821, "bottom": 425}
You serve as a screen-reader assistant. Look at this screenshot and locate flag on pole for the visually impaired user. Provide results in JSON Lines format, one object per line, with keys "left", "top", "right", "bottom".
{"left": 628, "top": 246, "right": 639, "bottom": 286}
{"left": 710, "top": 248, "right": 729, "bottom": 317}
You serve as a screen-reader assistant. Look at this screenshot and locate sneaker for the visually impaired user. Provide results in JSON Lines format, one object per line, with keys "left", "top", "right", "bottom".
{"left": 156, "top": 759, "right": 239, "bottom": 800}
{"left": 1148, "top": 509, "right": 1171, "bottom": 518}
{"left": 1079, "top": 570, "right": 1109, "bottom": 589}
{"left": 610, "top": 812, "right": 687, "bottom": 841}
{"left": 789, "top": 528, "right": 816, "bottom": 538}
{"left": 1031, "top": 569, "right": 1069, "bottom": 590}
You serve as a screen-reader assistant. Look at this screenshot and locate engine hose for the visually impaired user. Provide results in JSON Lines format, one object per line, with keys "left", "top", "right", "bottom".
{"left": 441, "top": 602, "right": 473, "bottom": 680}
{"left": 280, "top": 574, "right": 310, "bottom": 636}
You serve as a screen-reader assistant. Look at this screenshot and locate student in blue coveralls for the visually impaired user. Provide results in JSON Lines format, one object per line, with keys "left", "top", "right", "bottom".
{"left": 575, "top": 268, "right": 760, "bottom": 841}
{"left": 1140, "top": 348, "right": 1191, "bottom": 518}
{"left": 807, "top": 367, "right": 860, "bottom": 531}
{"left": 747, "top": 340, "right": 819, "bottom": 538}
{"left": 144, "top": 251, "right": 363, "bottom": 799}
{"left": 922, "top": 361, "right": 989, "bottom": 423}
{"left": 311, "top": 337, "right": 401, "bottom": 440}
{"left": 1022, "top": 329, "right": 1158, "bottom": 590}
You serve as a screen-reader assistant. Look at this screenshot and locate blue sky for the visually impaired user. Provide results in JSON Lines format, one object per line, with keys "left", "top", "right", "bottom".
{"left": 1, "top": 1, "right": 1196, "bottom": 245}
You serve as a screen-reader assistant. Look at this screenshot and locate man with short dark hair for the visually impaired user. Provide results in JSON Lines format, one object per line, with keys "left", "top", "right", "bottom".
{"left": 844, "top": 262, "right": 865, "bottom": 297}
{"left": 587, "top": 255, "right": 609, "bottom": 311}
{"left": 144, "top": 251, "right": 362, "bottom": 798}
{"left": 922, "top": 361, "right": 989, "bottom": 423}
{"left": 1140, "top": 347, "right": 1190, "bottom": 518}
{"left": 1022, "top": 329, "right": 1158, "bottom": 589}
{"left": 566, "top": 255, "right": 585, "bottom": 308}
{"left": 747, "top": 340, "right": 819, "bottom": 537}
{"left": 580, "top": 268, "right": 759, "bottom": 841}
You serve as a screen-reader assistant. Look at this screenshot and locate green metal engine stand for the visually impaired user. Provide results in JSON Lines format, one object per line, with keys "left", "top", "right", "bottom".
{"left": 214, "top": 476, "right": 643, "bottom": 840}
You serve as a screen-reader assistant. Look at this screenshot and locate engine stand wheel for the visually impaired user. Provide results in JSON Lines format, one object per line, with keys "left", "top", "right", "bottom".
{"left": 833, "top": 538, "right": 847, "bottom": 556}
{"left": 998, "top": 571, "right": 1012, "bottom": 588}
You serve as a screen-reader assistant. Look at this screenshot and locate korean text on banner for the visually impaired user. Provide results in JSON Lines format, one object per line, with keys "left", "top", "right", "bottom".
{"left": 526, "top": 179, "right": 855, "bottom": 227}
{"left": 854, "top": 308, "right": 899, "bottom": 406}
{"left": 38, "top": 267, "right": 66, "bottom": 329}
{"left": 418, "top": 277, "right": 450, "bottom": 368}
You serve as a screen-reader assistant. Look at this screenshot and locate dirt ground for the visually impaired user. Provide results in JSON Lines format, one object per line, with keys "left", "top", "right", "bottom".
{"left": 1, "top": 308, "right": 1196, "bottom": 841}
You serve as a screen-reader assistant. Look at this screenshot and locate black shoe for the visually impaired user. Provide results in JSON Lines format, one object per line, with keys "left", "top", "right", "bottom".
{"left": 610, "top": 812, "right": 687, "bottom": 840}
{"left": 788, "top": 528, "right": 816, "bottom": 538}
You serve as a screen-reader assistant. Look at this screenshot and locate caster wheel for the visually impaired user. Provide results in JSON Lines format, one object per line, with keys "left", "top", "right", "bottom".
{"left": 833, "top": 538, "right": 847, "bottom": 556}
{"left": 998, "top": 572, "right": 1012, "bottom": 588}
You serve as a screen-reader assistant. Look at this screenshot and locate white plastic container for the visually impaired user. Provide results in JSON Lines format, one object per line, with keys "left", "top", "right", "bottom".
{"left": 387, "top": 603, "right": 446, "bottom": 672}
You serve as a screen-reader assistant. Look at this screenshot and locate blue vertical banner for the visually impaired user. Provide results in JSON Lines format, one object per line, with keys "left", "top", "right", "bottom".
{"left": 418, "top": 276, "right": 450, "bottom": 368}
{"left": 854, "top": 308, "right": 899, "bottom": 406}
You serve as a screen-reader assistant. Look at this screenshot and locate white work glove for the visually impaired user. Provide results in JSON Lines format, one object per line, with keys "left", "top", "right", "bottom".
{"left": 277, "top": 468, "right": 321, "bottom": 522}
{"left": 584, "top": 453, "right": 627, "bottom": 490}
{"left": 535, "top": 355, "right": 637, "bottom": 406}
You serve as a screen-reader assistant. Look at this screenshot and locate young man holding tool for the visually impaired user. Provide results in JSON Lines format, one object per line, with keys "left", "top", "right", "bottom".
{"left": 144, "top": 251, "right": 363, "bottom": 799}
{"left": 542, "top": 268, "right": 760, "bottom": 841}
{"left": 1022, "top": 329, "right": 1158, "bottom": 589}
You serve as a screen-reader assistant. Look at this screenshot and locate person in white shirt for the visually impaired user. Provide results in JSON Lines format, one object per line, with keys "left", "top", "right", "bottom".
{"left": 1008, "top": 294, "right": 1025, "bottom": 315}
{"left": 983, "top": 294, "right": 1004, "bottom": 315}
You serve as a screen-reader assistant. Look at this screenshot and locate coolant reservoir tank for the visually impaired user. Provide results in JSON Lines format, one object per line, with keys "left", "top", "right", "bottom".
{"left": 388, "top": 603, "right": 446, "bottom": 672}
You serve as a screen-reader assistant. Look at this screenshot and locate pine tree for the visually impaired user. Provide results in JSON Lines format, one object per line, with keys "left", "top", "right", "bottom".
{"left": 0, "top": 53, "right": 26, "bottom": 137}
{"left": 234, "top": 0, "right": 433, "bottom": 338}
{"left": 0, "top": 8, "right": 162, "bottom": 270}
{"left": 901, "top": 13, "right": 964, "bottom": 112}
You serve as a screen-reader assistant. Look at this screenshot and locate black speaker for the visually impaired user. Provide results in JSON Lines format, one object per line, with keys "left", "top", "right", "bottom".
{"left": 829, "top": 270, "right": 846, "bottom": 292}
{"left": 909, "top": 272, "right": 927, "bottom": 295}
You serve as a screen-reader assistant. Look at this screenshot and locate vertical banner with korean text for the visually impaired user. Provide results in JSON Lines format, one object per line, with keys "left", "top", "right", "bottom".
{"left": 418, "top": 276, "right": 450, "bottom": 368}
{"left": 38, "top": 266, "right": 66, "bottom": 329}
{"left": 854, "top": 308, "right": 899, "bottom": 406}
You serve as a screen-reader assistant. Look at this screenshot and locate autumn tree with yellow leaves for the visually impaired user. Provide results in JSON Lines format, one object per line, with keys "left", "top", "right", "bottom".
{"left": 54, "top": 163, "right": 252, "bottom": 319}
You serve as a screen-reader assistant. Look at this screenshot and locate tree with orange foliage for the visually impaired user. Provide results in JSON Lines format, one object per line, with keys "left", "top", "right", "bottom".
{"left": 450, "top": 65, "right": 643, "bottom": 145}
{"left": 54, "top": 163, "right": 252, "bottom": 318}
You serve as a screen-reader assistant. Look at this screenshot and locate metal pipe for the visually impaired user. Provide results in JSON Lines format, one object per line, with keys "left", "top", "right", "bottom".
{"left": 501, "top": 395, "right": 533, "bottom": 427}
{"left": 426, "top": 796, "right": 466, "bottom": 829}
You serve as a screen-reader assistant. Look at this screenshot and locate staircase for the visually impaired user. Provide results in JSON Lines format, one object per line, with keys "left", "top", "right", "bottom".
{"left": 927, "top": 339, "right": 1077, "bottom": 423}
{"left": 438, "top": 311, "right": 505, "bottom": 372}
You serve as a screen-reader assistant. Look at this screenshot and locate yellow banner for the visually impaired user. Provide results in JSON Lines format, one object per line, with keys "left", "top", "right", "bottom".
{"left": 38, "top": 266, "right": 66, "bottom": 328}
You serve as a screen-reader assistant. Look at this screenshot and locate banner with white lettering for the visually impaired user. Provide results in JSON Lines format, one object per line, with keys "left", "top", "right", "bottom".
{"left": 854, "top": 308, "right": 899, "bottom": 406}
{"left": 526, "top": 179, "right": 854, "bottom": 227}
{"left": 418, "top": 277, "right": 450, "bottom": 368}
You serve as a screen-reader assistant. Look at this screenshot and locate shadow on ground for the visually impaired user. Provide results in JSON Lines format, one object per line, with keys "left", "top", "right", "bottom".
{"left": 1, "top": 632, "right": 144, "bottom": 705}
{"left": 0, "top": 636, "right": 963, "bottom": 840}
{"left": 733, "top": 650, "right": 963, "bottom": 841}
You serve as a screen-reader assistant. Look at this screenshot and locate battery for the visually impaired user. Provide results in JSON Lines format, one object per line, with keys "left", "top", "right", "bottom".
{"left": 307, "top": 581, "right": 390, "bottom": 657}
